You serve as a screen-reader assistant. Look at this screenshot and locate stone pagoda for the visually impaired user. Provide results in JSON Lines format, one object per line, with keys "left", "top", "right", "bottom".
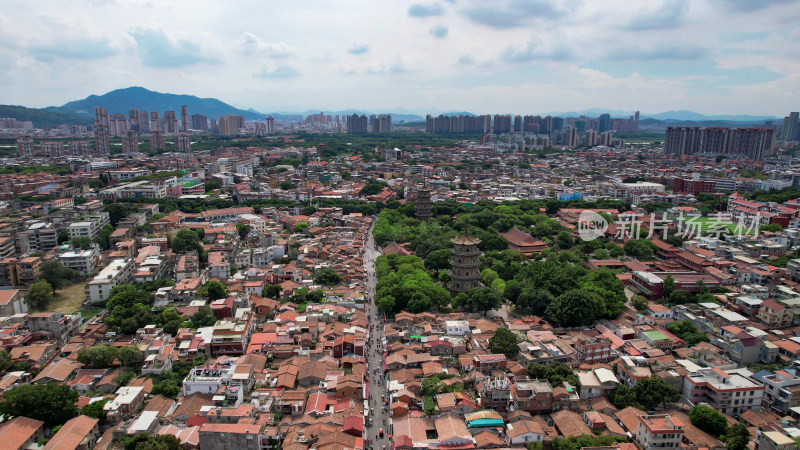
{"left": 448, "top": 224, "right": 482, "bottom": 293}
{"left": 415, "top": 186, "right": 432, "bottom": 221}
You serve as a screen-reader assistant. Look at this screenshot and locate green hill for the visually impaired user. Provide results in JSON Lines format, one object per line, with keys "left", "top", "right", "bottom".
{"left": 59, "top": 86, "right": 264, "bottom": 120}
{"left": 0, "top": 105, "right": 93, "bottom": 128}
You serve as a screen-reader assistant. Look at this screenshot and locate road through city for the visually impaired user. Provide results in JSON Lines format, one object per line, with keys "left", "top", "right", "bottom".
{"left": 363, "top": 222, "right": 391, "bottom": 450}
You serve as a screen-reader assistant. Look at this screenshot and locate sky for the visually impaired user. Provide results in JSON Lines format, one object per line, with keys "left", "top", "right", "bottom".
{"left": 1, "top": 0, "right": 799, "bottom": 116}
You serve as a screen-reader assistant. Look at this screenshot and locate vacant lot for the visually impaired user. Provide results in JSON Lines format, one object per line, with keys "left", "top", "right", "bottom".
{"left": 45, "top": 282, "right": 87, "bottom": 313}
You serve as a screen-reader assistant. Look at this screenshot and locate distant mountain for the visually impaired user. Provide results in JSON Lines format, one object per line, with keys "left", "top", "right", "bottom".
{"left": 0, "top": 104, "right": 93, "bottom": 128}
{"left": 264, "top": 109, "right": 425, "bottom": 123}
{"left": 643, "top": 110, "right": 780, "bottom": 121}
{"left": 638, "top": 117, "right": 775, "bottom": 131}
{"left": 58, "top": 86, "right": 264, "bottom": 120}
{"left": 546, "top": 108, "right": 638, "bottom": 118}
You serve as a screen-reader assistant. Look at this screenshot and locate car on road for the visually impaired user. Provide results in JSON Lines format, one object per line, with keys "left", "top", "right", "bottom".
{"left": 379, "top": 428, "right": 384, "bottom": 437}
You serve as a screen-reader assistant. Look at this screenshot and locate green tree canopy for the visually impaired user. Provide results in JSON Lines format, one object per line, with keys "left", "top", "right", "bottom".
{"left": 236, "top": 223, "right": 251, "bottom": 240}
{"left": 545, "top": 289, "right": 603, "bottom": 327}
{"left": 314, "top": 268, "right": 343, "bottom": 286}
{"left": 39, "top": 260, "right": 78, "bottom": 292}
{"left": 199, "top": 280, "right": 228, "bottom": 300}
{"left": 634, "top": 378, "right": 680, "bottom": 410}
{"left": 27, "top": 280, "right": 54, "bottom": 310}
{"left": 489, "top": 328, "right": 519, "bottom": 358}
{"left": 689, "top": 404, "right": 728, "bottom": 437}
{"left": 191, "top": 306, "right": 217, "bottom": 327}
{"left": 170, "top": 228, "right": 203, "bottom": 254}
{"left": 0, "top": 382, "right": 78, "bottom": 427}
{"left": 77, "top": 345, "right": 120, "bottom": 369}
{"left": 118, "top": 346, "right": 144, "bottom": 369}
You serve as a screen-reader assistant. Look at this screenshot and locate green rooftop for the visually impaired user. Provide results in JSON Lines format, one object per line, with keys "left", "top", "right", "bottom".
{"left": 642, "top": 330, "right": 669, "bottom": 341}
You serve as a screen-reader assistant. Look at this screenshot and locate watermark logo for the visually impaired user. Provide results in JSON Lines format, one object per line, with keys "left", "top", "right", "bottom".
{"left": 578, "top": 210, "right": 608, "bottom": 242}
{"left": 577, "top": 210, "right": 762, "bottom": 242}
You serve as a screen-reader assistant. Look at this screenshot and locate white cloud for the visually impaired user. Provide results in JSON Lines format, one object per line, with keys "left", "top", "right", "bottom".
{"left": 129, "top": 23, "right": 220, "bottom": 67}
{"left": 237, "top": 32, "right": 292, "bottom": 58}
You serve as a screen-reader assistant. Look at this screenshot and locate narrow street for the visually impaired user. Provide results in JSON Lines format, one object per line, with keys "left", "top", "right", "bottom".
{"left": 363, "top": 223, "right": 392, "bottom": 450}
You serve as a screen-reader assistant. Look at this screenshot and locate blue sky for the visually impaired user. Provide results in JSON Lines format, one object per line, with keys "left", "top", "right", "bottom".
{"left": 0, "top": 0, "right": 798, "bottom": 115}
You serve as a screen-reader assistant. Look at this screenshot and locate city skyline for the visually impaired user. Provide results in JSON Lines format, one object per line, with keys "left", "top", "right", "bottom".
{"left": 0, "top": 0, "right": 799, "bottom": 115}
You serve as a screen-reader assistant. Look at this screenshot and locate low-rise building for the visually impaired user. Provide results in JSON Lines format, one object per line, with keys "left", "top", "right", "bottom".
{"left": 636, "top": 415, "right": 685, "bottom": 450}
{"left": 683, "top": 368, "right": 764, "bottom": 415}
{"left": 59, "top": 248, "right": 100, "bottom": 277}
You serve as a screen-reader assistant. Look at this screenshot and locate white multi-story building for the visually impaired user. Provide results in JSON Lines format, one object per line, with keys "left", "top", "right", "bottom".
{"left": 58, "top": 248, "right": 100, "bottom": 277}
{"left": 446, "top": 320, "right": 470, "bottom": 336}
{"left": 682, "top": 368, "right": 765, "bottom": 415}
{"left": 636, "top": 415, "right": 685, "bottom": 450}
{"left": 182, "top": 363, "right": 236, "bottom": 396}
{"left": 85, "top": 258, "right": 134, "bottom": 303}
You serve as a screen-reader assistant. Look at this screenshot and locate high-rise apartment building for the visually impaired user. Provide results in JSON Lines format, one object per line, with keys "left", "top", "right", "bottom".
{"left": 181, "top": 105, "right": 189, "bottom": 132}
{"left": 121, "top": 130, "right": 138, "bottom": 155}
{"left": 374, "top": 114, "right": 392, "bottom": 133}
{"left": 493, "top": 114, "right": 512, "bottom": 133}
{"left": 150, "top": 112, "right": 160, "bottom": 131}
{"left": 664, "top": 126, "right": 702, "bottom": 155}
{"left": 93, "top": 107, "right": 110, "bottom": 155}
{"left": 164, "top": 110, "right": 178, "bottom": 133}
{"left": 265, "top": 116, "right": 275, "bottom": 134}
{"left": 191, "top": 114, "right": 208, "bottom": 131}
{"left": 218, "top": 114, "right": 245, "bottom": 136}
{"left": 42, "top": 141, "right": 63, "bottom": 157}
{"left": 346, "top": 114, "right": 368, "bottom": 133}
{"left": 665, "top": 126, "right": 775, "bottom": 160}
{"left": 69, "top": 141, "right": 91, "bottom": 156}
{"left": 150, "top": 130, "right": 165, "bottom": 152}
{"left": 782, "top": 112, "right": 799, "bottom": 141}
{"left": 598, "top": 113, "right": 611, "bottom": 133}
{"left": 16, "top": 135, "right": 33, "bottom": 157}
{"left": 513, "top": 115, "right": 522, "bottom": 132}
{"left": 175, "top": 134, "right": 191, "bottom": 153}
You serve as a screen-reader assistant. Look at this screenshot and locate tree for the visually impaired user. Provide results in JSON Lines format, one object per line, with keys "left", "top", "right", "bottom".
{"left": 556, "top": 230, "right": 574, "bottom": 249}
{"left": 201, "top": 281, "right": 228, "bottom": 300}
{"left": 666, "top": 320, "right": 709, "bottom": 346}
{"left": 236, "top": 223, "right": 251, "bottom": 240}
{"left": 481, "top": 269, "right": 499, "bottom": 286}
{"left": 631, "top": 295, "right": 649, "bottom": 313}
{"left": 467, "top": 286, "right": 502, "bottom": 316}
{"left": 69, "top": 237, "right": 93, "bottom": 249}
{"left": 81, "top": 398, "right": 110, "bottom": 424}
{"left": 27, "top": 280, "right": 54, "bottom": 310}
{"left": 294, "top": 222, "right": 309, "bottom": 233}
{"left": 280, "top": 181, "right": 292, "bottom": 190}
{"left": 689, "top": 404, "right": 728, "bottom": 436}
{"left": 726, "top": 423, "right": 751, "bottom": 450}
{"left": 77, "top": 345, "right": 120, "bottom": 369}
{"left": 609, "top": 384, "right": 636, "bottom": 409}
{"left": 204, "top": 179, "right": 221, "bottom": 192}
{"left": 624, "top": 239, "right": 657, "bottom": 258}
{"left": 191, "top": 306, "right": 217, "bottom": 327}
{"left": 662, "top": 275, "right": 675, "bottom": 299}
{"left": 96, "top": 224, "right": 114, "bottom": 250}
{"left": 760, "top": 223, "right": 784, "bottom": 233}
{"left": 105, "top": 203, "right": 130, "bottom": 227}
{"left": 118, "top": 346, "right": 144, "bottom": 369}
{"left": 0, "top": 349, "right": 11, "bottom": 372}
{"left": 489, "top": 328, "right": 519, "bottom": 358}
{"left": 503, "top": 279, "right": 522, "bottom": 305}
{"left": 633, "top": 377, "right": 679, "bottom": 410}
{"left": 314, "top": 268, "right": 343, "bottom": 286}
{"left": 307, "top": 289, "right": 324, "bottom": 303}
{"left": 170, "top": 228, "right": 202, "bottom": 254}
{"left": 39, "top": 260, "right": 77, "bottom": 292}
{"left": 545, "top": 289, "right": 603, "bottom": 327}
{"left": 424, "top": 248, "right": 452, "bottom": 272}
{"left": 527, "top": 361, "right": 580, "bottom": 389}
{"left": 262, "top": 284, "right": 280, "bottom": 298}
{"left": 124, "top": 433, "right": 182, "bottom": 450}
{"left": 0, "top": 382, "right": 78, "bottom": 427}
{"left": 669, "top": 289, "right": 692, "bottom": 305}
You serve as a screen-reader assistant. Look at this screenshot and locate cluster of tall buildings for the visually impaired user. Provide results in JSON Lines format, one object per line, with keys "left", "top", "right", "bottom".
{"left": 0, "top": 118, "right": 34, "bottom": 130}
{"left": 216, "top": 114, "right": 245, "bottom": 136}
{"left": 15, "top": 136, "right": 94, "bottom": 158}
{"left": 425, "top": 112, "right": 639, "bottom": 135}
{"left": 344, "top": 114, "right": 392, "bottom": 133}
{"left": 664, "top": 126, "right": 776, "bottom": 160}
